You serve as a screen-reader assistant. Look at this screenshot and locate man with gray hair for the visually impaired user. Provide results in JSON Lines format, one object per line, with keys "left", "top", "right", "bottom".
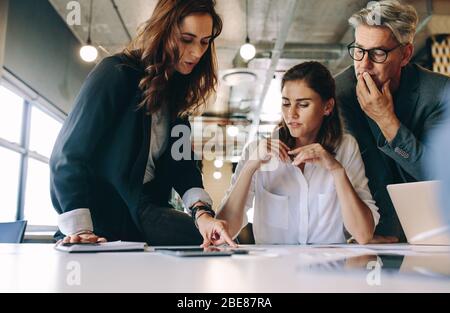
{"left": 335, "top": 0, "right": 450, "bottom": 243}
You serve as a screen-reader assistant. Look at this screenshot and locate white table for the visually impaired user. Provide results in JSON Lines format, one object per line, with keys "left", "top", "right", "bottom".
{"left": 1, "top": 244, "right": 449, "bottom": 293}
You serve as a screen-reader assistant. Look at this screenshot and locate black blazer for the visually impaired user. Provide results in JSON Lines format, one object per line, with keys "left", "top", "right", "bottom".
{"left": 50, "top": 54, "right": 204, "bottom": 241}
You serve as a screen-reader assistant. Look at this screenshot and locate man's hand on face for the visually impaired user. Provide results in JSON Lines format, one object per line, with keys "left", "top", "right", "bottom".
{"left": 356, "top": 72, "right": 401, "bottom": 142}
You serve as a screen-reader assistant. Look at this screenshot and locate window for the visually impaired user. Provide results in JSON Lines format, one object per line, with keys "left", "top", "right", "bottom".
{"left": 25, "top": 105, "right": 62, "bottom": 226}
{"left": 24, "top": 158, "right": 58, "bottom": 226}
{"left": 0, "top": 82, "right": 63, "bottom": 227}
{"left": 0, "top": 85, "right": 23, "bottom": 144}
{"left": 29, "top": 106, "right": 62, "bottom": 158}
{"left": 0, "top": 147, "right": 21, "bottom": 223}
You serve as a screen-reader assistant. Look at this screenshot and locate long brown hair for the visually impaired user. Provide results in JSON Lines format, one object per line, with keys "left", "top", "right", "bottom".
{"left": 278, "top": 62, "right": 343, "bottom": 154}
{"left": 124, "top": 0, "right": 222, "bottom": 119}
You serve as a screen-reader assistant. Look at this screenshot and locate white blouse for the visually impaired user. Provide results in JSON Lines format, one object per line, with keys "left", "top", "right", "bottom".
{"left": 222, "top": 134, "right": 380, "bottom": 245}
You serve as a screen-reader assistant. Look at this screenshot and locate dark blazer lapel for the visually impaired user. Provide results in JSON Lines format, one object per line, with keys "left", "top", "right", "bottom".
{"left": 130, "top": 109, "right": 151, "bottom": 190}
{"left": 394, "top": 64, "right": 420, "bottom": 129}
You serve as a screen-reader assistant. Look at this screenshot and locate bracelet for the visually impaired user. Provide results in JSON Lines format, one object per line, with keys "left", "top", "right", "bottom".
{"left": 191, "top": 204, "right": 215, "bottom": 229}
{"left": 194, "top": 210, "right": 215, "bottom": 229}
{"left": 190, "top": 204, "right": 215, "bottom": 220}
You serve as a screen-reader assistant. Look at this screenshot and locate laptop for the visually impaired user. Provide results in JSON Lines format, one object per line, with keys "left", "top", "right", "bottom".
{"left": 387, "top": 181, "right": 450, "bottom": 245}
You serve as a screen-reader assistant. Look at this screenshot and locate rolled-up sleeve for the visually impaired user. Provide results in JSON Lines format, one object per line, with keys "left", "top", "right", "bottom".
{"left": 182, "top": 188, "right": 213, "bottom": 212}
{"left": 57, "top": 209, "right": 93, "bottom": 236}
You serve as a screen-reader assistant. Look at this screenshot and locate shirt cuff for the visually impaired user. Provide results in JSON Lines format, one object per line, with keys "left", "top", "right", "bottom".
{"left": 57, "top": 209, "right": 94, "bottom": 236}
{"left": 182, "top": 188, "right": 213, "bottom": 214}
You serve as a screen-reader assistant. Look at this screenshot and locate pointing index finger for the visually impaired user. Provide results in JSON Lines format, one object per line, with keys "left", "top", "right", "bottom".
{"left": 220, "top": 228, "right": 237, "bottom": 248}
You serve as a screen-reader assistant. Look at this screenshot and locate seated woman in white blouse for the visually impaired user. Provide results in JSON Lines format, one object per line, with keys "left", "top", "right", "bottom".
{"left": 217, "top": 62, "right": 379, "bottom": 245}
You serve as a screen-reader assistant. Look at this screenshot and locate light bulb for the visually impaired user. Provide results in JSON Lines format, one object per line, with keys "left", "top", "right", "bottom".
{"left": 80, "top": 45, "right": 98, "bottom": 62}
{"left": 240, "top": 43, "right": 256, "bottom": 61}
{"left": 227, "top": 125, "right": 239, "bottom": 137}
{"left": 214, "top": 160, "right": 224, "bottom": 169}
{"left": 213, "top": 171, "right": 222, "bottom": 180}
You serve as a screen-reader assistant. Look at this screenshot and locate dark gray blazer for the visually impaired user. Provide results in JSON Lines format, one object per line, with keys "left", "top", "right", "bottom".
{"left": 335, "top": 63, "right": 450, "bottom": 240}
{"left": 50, "top": 54, "right": 204, "bottom": 241}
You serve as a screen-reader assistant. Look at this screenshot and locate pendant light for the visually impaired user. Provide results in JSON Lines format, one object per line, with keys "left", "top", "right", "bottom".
{"left": 240, "top": 0, "right": 256, "bottom": 61}
{"left": 80, "top": 0, "right": 98, "bottom": 63}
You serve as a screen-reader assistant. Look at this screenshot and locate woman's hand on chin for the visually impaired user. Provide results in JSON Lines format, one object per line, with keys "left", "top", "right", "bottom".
{"left": 288, "top": 143, "right": 343, "bottom": 171}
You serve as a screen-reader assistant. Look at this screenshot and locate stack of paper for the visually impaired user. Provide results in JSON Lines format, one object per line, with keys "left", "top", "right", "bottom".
{"left": 55, "top": 241, "right": 147, "bottom": 253}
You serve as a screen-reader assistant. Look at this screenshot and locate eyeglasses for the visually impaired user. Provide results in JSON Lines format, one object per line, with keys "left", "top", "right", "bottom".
{"left": 347, "top": 42, "right": 403, "bottom": 63}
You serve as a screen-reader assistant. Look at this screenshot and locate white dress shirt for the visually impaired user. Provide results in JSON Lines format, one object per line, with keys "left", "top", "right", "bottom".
{"left": 221, "top": 134, "right": 380, "bottom": 245}
{"left": 58, "top": 108, "right": 212, "bottom": 236}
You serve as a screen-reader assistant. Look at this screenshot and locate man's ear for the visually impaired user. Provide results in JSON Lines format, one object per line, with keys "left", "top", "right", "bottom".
{"left": 324, "top": 98, "right": 335, "bottom": 116}
{"left": 401, "top": 43, "right": 414, "bottom": 67}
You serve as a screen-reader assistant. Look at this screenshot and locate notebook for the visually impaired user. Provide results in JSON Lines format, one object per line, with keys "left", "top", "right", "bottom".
{"left": 54, "top": 241, "right": 147, "bottom": 253}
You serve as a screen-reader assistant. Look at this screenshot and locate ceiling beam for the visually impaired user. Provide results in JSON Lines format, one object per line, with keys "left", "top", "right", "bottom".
{"left": 247, "top": 0, "right": 300, "bottom": 143}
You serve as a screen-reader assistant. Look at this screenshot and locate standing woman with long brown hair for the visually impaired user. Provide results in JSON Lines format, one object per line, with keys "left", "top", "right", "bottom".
{"left": 50, "top": 0, "right": 235, "bottom": 247}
